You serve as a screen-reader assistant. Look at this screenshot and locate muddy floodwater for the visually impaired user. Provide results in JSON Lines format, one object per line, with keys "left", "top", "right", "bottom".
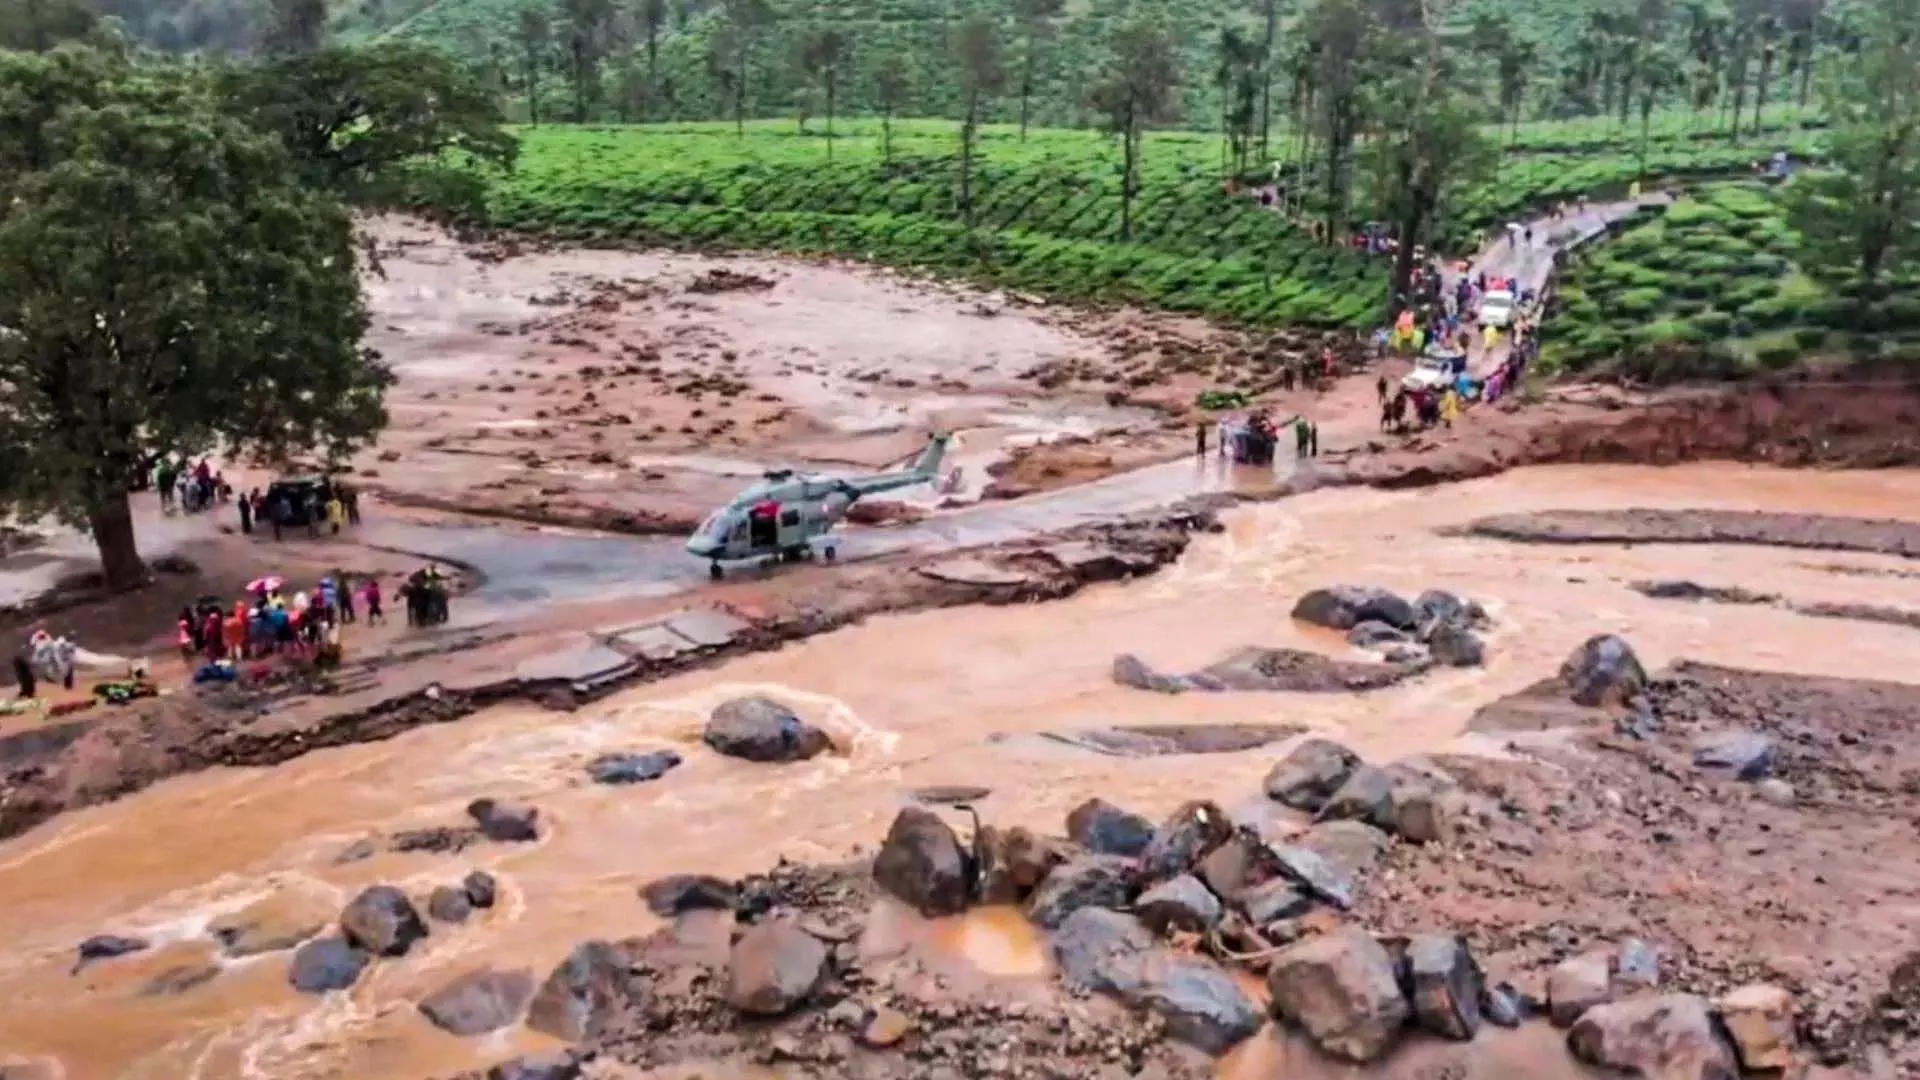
{"left": 4, "top": 463, "right": 1920, "bottom": 1079}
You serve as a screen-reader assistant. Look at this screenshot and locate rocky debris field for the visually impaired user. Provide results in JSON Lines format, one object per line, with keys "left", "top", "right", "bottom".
{"left": 1453, "top": 508, "right": 1920, "bottom": 559}
{"left": 1631, "top": 578, "right": 1920, "bottom": 632}
{"left": 172, "top": 633, "right": 1891, "bottom": 1080}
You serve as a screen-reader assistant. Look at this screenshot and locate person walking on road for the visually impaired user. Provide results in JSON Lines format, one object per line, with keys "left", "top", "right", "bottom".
{"left": 1195, "top": 422, "right": 1208, "bottom": 457}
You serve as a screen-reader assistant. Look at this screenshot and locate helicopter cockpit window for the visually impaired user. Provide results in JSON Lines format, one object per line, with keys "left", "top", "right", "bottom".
{"left": 780, "top": 508, "right": 801, "bottom": 527}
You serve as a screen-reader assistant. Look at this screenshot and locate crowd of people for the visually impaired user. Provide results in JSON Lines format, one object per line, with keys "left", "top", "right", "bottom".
{"left": 1375, "top": 267, "right": 1544, "bottom": 435}
{"left": 175, "top": 564, "right": 450, "bottom": 681}
{"left": 237, "top": 478, "right": 362, "bottom": 541}
{"left": 154, "top": 458, "right": 232, "bottom": 516}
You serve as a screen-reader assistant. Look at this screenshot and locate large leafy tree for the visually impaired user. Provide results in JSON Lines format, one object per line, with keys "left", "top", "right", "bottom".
{"left": 1786, "top": 0, "right": 1920, "bottom": 307}
{"left": 218, "top": 42, "right": 517, "bottom": 213}
{"left": 0, "top": 49, "right": 389, "bottom": 589}
{"left": 0, "top": 0, "right": 98, "bottom": 51}
{"left": 1090, "top": 17, "right": 1182, "bottom": 242}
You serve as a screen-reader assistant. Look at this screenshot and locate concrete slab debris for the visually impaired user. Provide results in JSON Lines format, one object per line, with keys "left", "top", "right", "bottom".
{"left": 916, "top": 559, "right": 1033, "bottom": 588}
{"left": 665, "top": 609, "right": 750, "bottom": 648}
{"left": 515, "top": 638, "right": 636, "bottom": 685}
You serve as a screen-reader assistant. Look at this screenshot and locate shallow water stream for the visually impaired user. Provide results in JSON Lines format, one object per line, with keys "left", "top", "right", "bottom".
{"left": 4, "top": 463, "right": 1919, "bottom": 1079}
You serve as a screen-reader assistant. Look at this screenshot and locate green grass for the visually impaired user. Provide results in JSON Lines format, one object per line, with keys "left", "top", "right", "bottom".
{"left": 1543, "top": 180, "right": 1920, "bottom": 379}
{"left": 431, "top": 121, "right": 1392, "bottom": 327}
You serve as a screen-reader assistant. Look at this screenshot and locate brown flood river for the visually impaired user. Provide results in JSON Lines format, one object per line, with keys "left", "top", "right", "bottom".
{"left": 3, "top": 463, "right": 1919, "bottom": 1080}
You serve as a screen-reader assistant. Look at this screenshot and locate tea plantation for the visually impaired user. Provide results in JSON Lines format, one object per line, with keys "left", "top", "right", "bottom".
{"left": 1545, "top": 181, "right": 1920, "bottom": 377}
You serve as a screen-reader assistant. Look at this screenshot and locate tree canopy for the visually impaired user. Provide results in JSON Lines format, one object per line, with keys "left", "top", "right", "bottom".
{"left": 0, "top": 47, "right": 389, "bottom": 588}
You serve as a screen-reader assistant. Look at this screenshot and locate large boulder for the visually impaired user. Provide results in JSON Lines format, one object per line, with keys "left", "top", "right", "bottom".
{"left": 1263, "top": 738, "right": 1362, "bottom": 811}
{"left": 1051, "top": 907, "right": 1155, "bottom": 993}
{"left": 1135, "top": 875, "right": 1223, "bottom": 934}
{"left": 1139, "top": 800, "right": 1234, "bottom": 881}
{"left": 1716, "top": 983, "right": 1794, "bottom": 1071}
{"left": 1268, "top": 843, "right": 1356, "bottom": 910}
{"left": 640, "top": 874, "right": 738, "bottom": 917}
{"left": 1267, "top": 929, "right": 1410, "bottom": 1063}
{"left": 1298, "top": 820, "right": 1393, "bottom": 878}
{"left": 1292, "top": 587, "right": 1416, "bottom": 632}
{"left": 1567, "top": 994, "right": 1739, "bottom": 1080}
{"left": 1547, "top": 948, "right": 1615, "bottom": 1026}
{"left": 428, "top": 885, "right": 473, "bottom": 924}
{"left": 1066, "top": 798, "right": 1154, "bottom": 857}
{"left": 1413, "top": 589, "right": 1479, "bottom": 631}
{"left": 1406, "top": 933, "right": 1483, "bottom": 1040}
{"left": 725, "top": 917, "right": 828, "bottom": 1016}
{"left": 703, "top": 697, "right": 832, "bottom": 762}
{"left": 1559, "top": 635, "right": 1648, "bottom": 707}
{"left": 1027, "top": 854, "right": 1137, "bottom": 930}
{"left": 1131, "top": 951, "right": 1264, "bottom": 1054}
{"left": 463, "top": 870, "right": 499, "bottom": 910}
{"left": 870, "top": 807, "right": 972, "bottom": 917}
{"left": 339, "top": 886, "right": 428, "bottom": 957}
{"left": 467, "top": 798, "right": 540, "bottom": 843}
{"left": 1317, "top": 765, "right": 1393, "bottom": 824}
{"left": 1347, "top": 621, "right": 1409, "bottom": 648}
{"left": 1427, "top": 624, "right": 1486, "bottom": 667}
{"left": 288, "top": 937, "right": 370, "bottom": 994}
{"left": 417, "top": 968, "right": 536, "bottom": 1036}
{"left": 526, "top": 941, "right": 631, "bottom": 1042}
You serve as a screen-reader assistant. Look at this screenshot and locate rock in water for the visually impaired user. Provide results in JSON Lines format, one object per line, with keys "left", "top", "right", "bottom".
{"left": 1267, "top": 928, "right": 1410, "bottom": 1063}
{"left": 1567, "top": 994, "right": 1739, "bottom": 1080}
{"left": 1413, "top": 589, "right": 1475, "bottom": 630}
{"left": 1139, "top": 800, "right": 1233, "bottom": 881}
{"left": 1559, "top": 634, "right": 1647, "bottom": 707}
{"left": 418, "top": 968, "right": 536, "bottom": 1036}
{"left": 339, "top": 886, "right": 429, "bottom": 957}
{"left": 1407, "top": 934, "right": 1483, "bottom": 1040}
{"left": 1716, "top": 983, "right": 1794, "bottom": 1071}
{"left": 1292, "top": 586, "right": 1416, "bottom": 631}
{"left": 703, "top": 696, "right": 831, "bottom": 762}
{"left": 462, "top": 870, "right": 498, "bottom": 910}
{"left": 871, "top": 807, "right": 971, "bottom": 917}
{"left": 1427, "top": 624, "right": 1486, "bottom": 667}
{"left": 211, "top": 892, "right": 331, "bottom": 957}
{"left": 1692, "top": 731, "right": 1774, "bottom": 781}
{"left": 72, "top": 934, "right": 149, "bottom": 972}
{"left": 1347, "top": 621, "right": 1409, "bottom": 647}
{"left": 1135, "top": 875, "right": 1223, "bottom": 934}
{"left": 1263, "top": 738, "right": 1362, "bottom": 812}
{"left": 527, "top": 940, "right": 630, "bottom": 1042}
{"left": 1066, "top": 797, "right": 1154, "bottom": 856}
{"left": 1111, "top": 653, "right": 1192, "bottom": 694}
{"left": 1132, "top": 951, "right": 1264, "bottom": 1054}
{"left": 289, "top": 937, "right": 370, "bottom": 993}
{"left": 725, "top": 918, "right": 828, "bottom": 1016}
{"left": 586, "top": 750, "right": 682, "bottom": 784}
{"left": 1051, "top": 907, "right": 1154, "bottom": 993}
{"left": 428, "top": 885, "right": 473, "bottom": 924}
{"left": 1317, "top": 765, "right": 1393, "bottom": 824}
{"left": 1548, "top": 949, "right": 1615, "bottom": 1026}
{"left": 1027, "top": 854, "right": 1137, "bottom": 930}
{"left": 488, "top": 1052, "right": 583, "bottom": 1080}
{"left": 640, "top": 874, "right": 738, "bottom": 916}
{"left": 467, "top": 798, "right": 540, "bottom": 843}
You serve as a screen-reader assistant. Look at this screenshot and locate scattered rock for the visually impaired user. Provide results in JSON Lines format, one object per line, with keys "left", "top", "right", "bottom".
{"left": 1380, "top": 781, "right": 1466, "bottom": 844}
{"left": 1241, "top": 878, "right": 1312, "bottom": 923}
{"left": 1346, "top": 621, "right": 1408, "bottom": 648}
{"left": 1407, "top": 933, "right": 1483, "bottom": 1040}
{"left": 1481, "top": 981, "right": 1530, "bottom": 1028}
{"left": 870, "top": 807, "right": 971, "bottom": 918}
{"left": 288, "top": 937, "right": 370, "bottom": 993}
{"left": 704, "top": 696, "right": 832, "bottom": 762}
{"left": 641, "top": 874, "right": 738, "bottom": 917}
{"left": 73, "top": 934, "right": 147, "bottom": 972}
{"left": 859, "top": 1006, "right": 914, "bottom": 1048}
{"left": 1754, "top": 778, "right": 1796, "bottom": 805}
{"left": 428, "top": 885, "right": 474, "bottom": 924}
{"left": 1112, "top": 652, "right": 1193, "bottom": 693}
{"left": 526, "top": 940, "right": 631, "bottom": 1042}
{"left": 1427, "top": 623, "right": 1486, "bottom": 667}
{"left": 1691, "top": 730, "right": 1775, "bottom": 781}
{"left": 1267, "top": 928, "right": 1410, "bottom": 1063}
{"left": 725, "top": 917, "right": 828, "bottom": 1016}
{"left": 339, "top": 886, "right": 429, "bottom": 957}
{"left": 1135, "top": 874, "right": 1223, "bottom": 934}
{"left": 1716, "top": 982, "right": 1795, "bottom": 1071}
{"left": 1131, "top": 951, "right": 1264, "bottom": 1054}
{"left": 1299, "top": 819, "right": 1393, "bottom": 877}
{"left": 467, "top": 798, "right": 540, "bottom": 843}
{"left": 1548, "top": 948, "right": 1615, "bottom": 1026}
{"left": 1263, "top": 738, "right": 1362, "bottom": 812}
{"left": 1268, "top": 843, "right": 1356, "bottom": 910}
{"left": 1292, "top": 586, "right": 1416, "bottom": 632}
{"left": 1413, "top": 589, "right": 1479, "bottom": 630}
{"left": 141, "top": 964, "right": 220, "bottom": 996}
{"left": 389, "top": 826, "right": 480, "bottom": 854}
{"left": 487, "top": 1051, "right": 582, "bottom": 1080}
{"left": 463, "top": 870, "right": 498, "bottom": 909}
{"left": 417, "top": 968, "right": 536, "bottom": 1036}
{"left": 1139, "top": 800, "right": 1233, "bottom": 881}
{"left": 1051, "top": 907, "right": 1155, "bottom": 992}
{"left": 1567, "top": 994, "right": 1738, "bottom": 1079}
{"left": 976, "top": 825, "right": 1068, "bottom": 904}
{"left": 1559, "top": 634, "right": 1648, "bottom": 707}
{"left": 1317, "top": 765, "right": 1393, "bottom": 823}
{"left": 210, "top": 892, "right": 331, "bottom": 957}
{"left": 1197, "top": 831, "right": 1264, "bottom": 901}
{"left": 1615, "top": 938, "right": 1661, "bottom": 992}
{"left": 1027, "top": 854, "right": 1137, "bottom": 929}
{"left": 586, "top": 750, "right": 683, "bottom": 784}
{"left": 1066, "top": 797, "right": 1154, "bottom": 856}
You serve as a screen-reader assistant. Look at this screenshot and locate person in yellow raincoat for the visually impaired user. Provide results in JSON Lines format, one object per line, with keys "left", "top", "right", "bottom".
{"left": 1441, "top": 387, "right": 1461, "bottom": 429}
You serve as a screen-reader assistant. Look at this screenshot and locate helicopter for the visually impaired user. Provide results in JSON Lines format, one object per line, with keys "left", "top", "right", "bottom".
{"left": 686, "top": 433, "right": 951, "bottom": 579}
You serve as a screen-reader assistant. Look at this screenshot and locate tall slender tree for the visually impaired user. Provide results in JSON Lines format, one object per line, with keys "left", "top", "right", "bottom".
{"left": 640, "top": 0, "right": 668, "bottom": 119}
{"left": 1091, "top": 17, "right": 1182, "bottom": 241}
{"left": 1012, "top": 0, "right": 1064, "bottom": 139}
{"left": 799, "top": 27, "right": 852, "bottom": 157}
{"left": 516, "top": 5, "right": 551, "bottom": 126}
{"left": 1216, "top": 26, "right": 1263, "bottom": 177}
{"left": 561, "top": 0, "right": 615, "bottom": 122}
{"left": 720, "top": 0, "right": 774, "bottom": 136}
{"left": 871, "top": 51, "right": 911, "bottom": 163}
{"left": 1303, "top": 0, "right": 1369, "bottom": 244}
{"left": 1635, "top": 44, "right": 1685, "bottom": 174}
{"left": 953, "top": 14, "right": 1005, "bottom": 227}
